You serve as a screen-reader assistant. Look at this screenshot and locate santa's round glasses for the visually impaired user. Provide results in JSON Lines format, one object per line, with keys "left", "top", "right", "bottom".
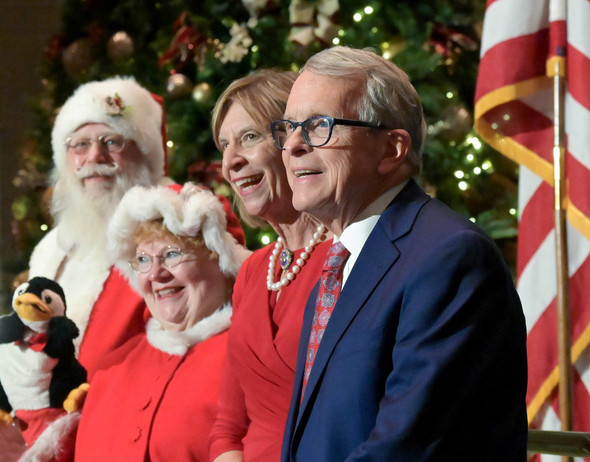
{"left": 270, "top": 115, "right": 387, "bottom": 150}
{"left": 65, "top": 133, "right": 126, "bottom": 155}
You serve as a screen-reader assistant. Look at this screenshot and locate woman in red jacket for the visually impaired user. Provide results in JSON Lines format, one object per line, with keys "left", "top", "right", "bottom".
{"left": 208, "top": 70, "right": 332, "bottom": 462}
{"left": 72, "top": 183, "right": 250, "bottom": 461}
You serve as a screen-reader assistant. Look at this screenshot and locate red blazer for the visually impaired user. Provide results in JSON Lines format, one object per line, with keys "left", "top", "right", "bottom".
{"left": 210, "top": 240, "right": 332, "bottom": 461}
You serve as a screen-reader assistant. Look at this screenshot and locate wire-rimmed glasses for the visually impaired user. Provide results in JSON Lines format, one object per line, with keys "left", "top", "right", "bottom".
{"left": 65, "top": 133, "right": 127, "bottom": 155}
{"left": 129, "top": 246, "right": 195, "bottom": 273}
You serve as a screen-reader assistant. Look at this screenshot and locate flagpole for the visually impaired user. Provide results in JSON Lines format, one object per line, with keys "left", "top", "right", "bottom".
{"left": 548, "top": 47, "right": 573, "bottom": 441}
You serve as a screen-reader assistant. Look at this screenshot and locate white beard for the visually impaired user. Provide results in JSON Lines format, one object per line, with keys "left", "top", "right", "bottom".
{"left": 50, "top": 163, "right": 153, "bottom": 264}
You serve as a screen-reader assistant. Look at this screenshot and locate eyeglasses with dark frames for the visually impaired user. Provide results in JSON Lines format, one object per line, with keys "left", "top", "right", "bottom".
{"left": 270, "top": 115, "right": 388, "bottom": 150}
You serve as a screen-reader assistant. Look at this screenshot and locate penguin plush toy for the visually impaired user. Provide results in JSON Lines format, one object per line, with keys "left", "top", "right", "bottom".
{"left": 0, "top": 276, "right": 87, "bottom": 447}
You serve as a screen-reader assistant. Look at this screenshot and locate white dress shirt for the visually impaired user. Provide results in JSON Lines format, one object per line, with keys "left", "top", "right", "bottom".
{"left": 338, "top": 180, "right": 408, "bottom": 287}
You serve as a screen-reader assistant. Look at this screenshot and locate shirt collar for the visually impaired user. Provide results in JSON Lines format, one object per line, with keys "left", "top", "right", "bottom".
{"left": 337, "top": 180, "right": 408, "bottom": 285}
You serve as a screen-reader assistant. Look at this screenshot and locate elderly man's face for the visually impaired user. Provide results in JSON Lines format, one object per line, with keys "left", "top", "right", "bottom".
{"left": 65, "top": 122, "right": 144, "bottom": 195}
{"left": 281, "top": 71, "right": 391, "bottom": 234}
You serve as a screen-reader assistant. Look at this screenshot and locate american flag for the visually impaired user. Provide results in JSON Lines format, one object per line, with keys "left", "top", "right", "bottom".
{"left": 474, "top": 0, "right": 590, "bottom": 454}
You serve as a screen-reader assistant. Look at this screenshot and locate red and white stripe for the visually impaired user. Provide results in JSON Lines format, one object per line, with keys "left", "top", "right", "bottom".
{"left": 475, "top": 0, "right": 590, "bottom": 456}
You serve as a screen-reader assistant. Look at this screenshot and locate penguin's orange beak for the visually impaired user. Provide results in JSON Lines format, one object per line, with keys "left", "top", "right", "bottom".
{"left": 13, "top": 293, "right": 55, "bottom": 322}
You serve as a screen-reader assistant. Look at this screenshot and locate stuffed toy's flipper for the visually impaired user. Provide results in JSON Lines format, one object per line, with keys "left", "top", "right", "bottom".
{"left": 0, "top": 312, "right": 25, "bottom": 344}
{"left": 44, "top": 316, "right": 79, "bottom": 359}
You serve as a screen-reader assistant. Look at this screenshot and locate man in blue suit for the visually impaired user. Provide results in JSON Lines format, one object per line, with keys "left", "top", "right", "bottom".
{"left": 274, "top": 46, "right": 527, "bottom": 461}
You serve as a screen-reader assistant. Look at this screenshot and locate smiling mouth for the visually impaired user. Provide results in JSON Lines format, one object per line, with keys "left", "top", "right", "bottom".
{"left": 156, "top": 287, "right": 182, "bottom": 298}
{"left": 293, "top": 170, "right": 320, "bottom": 178}
{"left": 84, "top": 173, "right": 114, "bottom": 180}
{"left": 234, "top": 174, "right": 263, "bottom": 190}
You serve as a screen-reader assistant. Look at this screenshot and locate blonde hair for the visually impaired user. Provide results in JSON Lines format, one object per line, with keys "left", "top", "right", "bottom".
{"left": 212, "top": 69, "right": 297, "bottom": 228}
{"left": 133, "top": 220, "right": 215, "bottom": 260}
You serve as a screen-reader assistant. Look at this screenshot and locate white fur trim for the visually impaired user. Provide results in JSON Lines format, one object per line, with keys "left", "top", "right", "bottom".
{"left": 146, "top": 303, "right": 232, "bottom": 355}
{"left": 18, "top": 412, "right": 80, "bottom": 462}
{"left": 51, "top": 76, "right": 165, "bottom": 184}
{"left": 107, "top": 183, "right": 250, "bottom": 289}
{"left": 28, "top": 228, "right": 110, "bottom": 350}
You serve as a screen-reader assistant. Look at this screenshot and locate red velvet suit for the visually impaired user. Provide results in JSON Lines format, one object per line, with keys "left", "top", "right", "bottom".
{"left": 75, "top": 320, "right": 229, "bottom": 461}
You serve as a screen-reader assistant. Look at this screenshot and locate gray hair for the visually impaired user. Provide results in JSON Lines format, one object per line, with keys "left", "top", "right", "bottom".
{"left": 302, "top": 46, "right": 426, "bottom": 175}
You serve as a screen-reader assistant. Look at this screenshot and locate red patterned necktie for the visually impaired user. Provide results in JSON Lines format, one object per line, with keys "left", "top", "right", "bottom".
{"left": 302, "top": 241, "right": 350, "bottom": 396}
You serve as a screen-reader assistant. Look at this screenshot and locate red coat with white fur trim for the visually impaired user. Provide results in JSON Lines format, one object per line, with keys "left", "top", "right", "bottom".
{"left": 74, "top": 312, "right": 230, "bottom": 461}
{"left": 28, "top": 228, "right": 149, "bottom": 382}
{"left": 77, "top": 268, "right": 148, "bottom": 381}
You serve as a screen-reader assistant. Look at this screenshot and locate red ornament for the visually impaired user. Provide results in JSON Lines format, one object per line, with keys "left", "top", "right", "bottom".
{"left": 158, "top": 12, "right": 207, "bottom": 71}
{"left": 188, "top": 161, "right": 225, "bottom": 188}
{"left": 428, "top": 22, "right": 477, "bottom": 58}
{"left": 44, "top": 34, "right": 65, "bottom": 61}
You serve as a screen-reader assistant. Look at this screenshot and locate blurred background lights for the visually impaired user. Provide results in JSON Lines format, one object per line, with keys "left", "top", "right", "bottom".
{"left": 353, "top": 13, "right": 363, "bottom": 22}
{"left": 446, "top": 91, "right": 454, "bottom": 99}
{"left": 454, "top": 170, "right": 465, "bottom": 179}
{"left": 466, "top": 153, "right": 475, "bottom": 162}
{"left": 473, "top": 166, "right": 482, "bottom": 175}
{"left": 458, "top": 181, "right": 468, "bottom": 191}
{"left": 260, "top": 234, "right": 272, "bottom": 245}
{"left": 332, "top": 37, "right": 340, "bottom": 45}
{"left": 166, "top": 140, "right": 174, "bottom": 148}
{"left": 509, "top": 208, "right": 517, "bottom": 216}
{"left": 482, "top": 160, "right": 493, "bottom": 171}
{"left": 467, "top": 136, "right": 482, "bottom": 150}
{"left": 364, "top": 6, "right": 374, "bottom": 14}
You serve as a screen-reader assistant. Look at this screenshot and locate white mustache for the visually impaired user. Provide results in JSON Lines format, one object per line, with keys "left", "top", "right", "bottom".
{"left": 76, "top": 163, "right": 120, "bottom": 179}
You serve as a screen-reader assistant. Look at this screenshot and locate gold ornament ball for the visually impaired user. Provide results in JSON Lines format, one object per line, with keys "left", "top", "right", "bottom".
{"left": 166, "top": 74, "right": 193, "bottom": 98}
{"left": 192, "top": 82, "right": 213, "bottom": 103}
{"left": 107, "top": 31, "right": 134, "bottom": 61}
{"left": 62, "top": 38, "right": 95, "bottom": 77}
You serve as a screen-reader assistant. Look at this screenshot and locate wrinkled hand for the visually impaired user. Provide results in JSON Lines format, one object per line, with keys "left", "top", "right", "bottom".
{"left": 0, "top": 409, "right": 13, "bottom": 426}
{"left": 63, "top": 383, "right": 90, "bottom": 413}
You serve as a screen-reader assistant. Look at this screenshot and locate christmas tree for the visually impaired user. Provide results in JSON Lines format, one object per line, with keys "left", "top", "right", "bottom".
{"left": 8, "top": 0, "right": 518, "bottom": 293}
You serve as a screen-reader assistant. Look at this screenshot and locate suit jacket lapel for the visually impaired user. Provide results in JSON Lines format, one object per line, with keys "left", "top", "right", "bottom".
{"left": 296, "top": 179, "right": 431, "bottom": 425}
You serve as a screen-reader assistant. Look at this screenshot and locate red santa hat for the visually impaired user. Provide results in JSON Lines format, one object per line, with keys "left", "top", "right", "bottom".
{"left": 51, "top": 76, "right": 167, "bottom": 183}
{"left": 107, "top": 183, "right": 250, "bottom": 288}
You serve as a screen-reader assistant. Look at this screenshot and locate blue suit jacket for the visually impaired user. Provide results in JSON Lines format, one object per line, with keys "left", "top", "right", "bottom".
{"left": 281, "top": 179, "right": 527, "bottom": 462}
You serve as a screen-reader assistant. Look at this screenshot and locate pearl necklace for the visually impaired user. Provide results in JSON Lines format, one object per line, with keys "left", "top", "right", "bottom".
{"left": 267, "top": 225, "right": 327, "bottom": 291}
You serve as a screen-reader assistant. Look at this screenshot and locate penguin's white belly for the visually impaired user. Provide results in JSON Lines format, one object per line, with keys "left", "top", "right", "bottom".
{"left": 0, "top": 343, "right": 58, "bottom": 410}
